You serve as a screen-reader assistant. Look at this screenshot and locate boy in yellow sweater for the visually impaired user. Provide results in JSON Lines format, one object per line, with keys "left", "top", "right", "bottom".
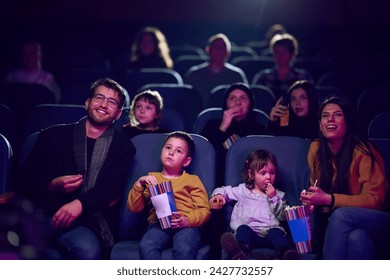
{"left": 128, "top": 131, "right": 211, "bottom": 259}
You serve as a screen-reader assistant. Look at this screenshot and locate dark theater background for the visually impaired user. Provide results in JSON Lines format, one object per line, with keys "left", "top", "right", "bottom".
{"left": 0, "top": 0, "right": 390, "bottom": 163}
{"left": 1, "top": 0, "right": 390, "bottom": 78}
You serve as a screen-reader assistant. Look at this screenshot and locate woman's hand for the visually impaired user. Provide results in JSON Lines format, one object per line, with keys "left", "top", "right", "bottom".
{"left": 219, "top": 107, "right": 242, "bottom": 132}
{"left": 300, "top": 186, "right": 332, "bottom": 207}
{"left": 269, "top": 97, "right": 288, "bottom": 121}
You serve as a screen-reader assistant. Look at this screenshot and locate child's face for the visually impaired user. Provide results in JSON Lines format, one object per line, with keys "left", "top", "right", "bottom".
{"left": 134, "top": 98, "right": 158, "bottom": 128}
{"left": 290, "top": 88, "right": 309, "bottom": 117}
{"left": 160, "top": 137, "right": 191, "bottom": 172}
{"left": 249, "top": 162, "right": 276, "bottom": 191}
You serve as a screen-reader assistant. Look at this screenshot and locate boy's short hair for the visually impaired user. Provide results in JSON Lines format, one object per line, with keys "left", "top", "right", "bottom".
{"left": 129, "top": 89, "right": 164, "bottom": 126}
{"left": 164, "top": 131, "right": 195, "bottom": 158}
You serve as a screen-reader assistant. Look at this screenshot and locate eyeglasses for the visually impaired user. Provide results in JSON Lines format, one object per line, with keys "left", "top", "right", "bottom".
{"left": 92, "top": 94, "right": 119, "bottom": 108}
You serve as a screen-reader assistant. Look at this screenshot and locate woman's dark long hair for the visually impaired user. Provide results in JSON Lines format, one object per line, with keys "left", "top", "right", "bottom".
{"left": 315, "top": 97, "right": 376, "bottom": 194}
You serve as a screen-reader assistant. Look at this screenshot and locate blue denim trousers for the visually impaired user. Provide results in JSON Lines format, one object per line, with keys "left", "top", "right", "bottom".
{"left": 139, "top": 222, "right": 202, "bottom": 260}
{"left": 323, "top": 207, "right": 390, "bottom": 260}
{"left": 43, "top": 219, "right": 101, "bottom": 259}
{"left": 235, "top": 224, "right": 292, "bottom": 257}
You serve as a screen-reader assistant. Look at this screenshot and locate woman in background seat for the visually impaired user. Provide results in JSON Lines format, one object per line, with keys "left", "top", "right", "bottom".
{"left": 201, "top": 83, "right": 267, "bottom": 187}
{"left": 129, "top": 26, "right": 173, "bottom": 70}
{"left": 267, "top": 80, "right": 319, "bottom": 140}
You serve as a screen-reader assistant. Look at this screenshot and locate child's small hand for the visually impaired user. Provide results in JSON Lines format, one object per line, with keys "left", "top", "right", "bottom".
{"left": 136, "top": 175, "right": 158, "bottom": 189}
{"left": 171, "top": 212, "right": 190, "bottom": 229}
{"left": 265, "top": 183, "right": 276, "bottom": 198}
{"left": 209, "top": 194, "right": 226, "bottom": 209}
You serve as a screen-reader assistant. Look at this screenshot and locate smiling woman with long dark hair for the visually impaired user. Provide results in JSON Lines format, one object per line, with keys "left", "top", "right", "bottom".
{"left": 300, "top": 96, "right": 389, "bottom": 259}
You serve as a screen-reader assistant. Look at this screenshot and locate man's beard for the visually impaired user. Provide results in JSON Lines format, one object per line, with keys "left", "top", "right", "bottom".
{"left": 86, "top": 108, "right": 115, "bottom": 127}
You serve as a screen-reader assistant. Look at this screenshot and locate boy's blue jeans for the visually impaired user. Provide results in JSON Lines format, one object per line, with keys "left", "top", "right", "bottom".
{"left": 323, "top": 207, "right": 390, "bottom": 260}
{"left": 140, "top": 222, "right": 202, "bottom": 259}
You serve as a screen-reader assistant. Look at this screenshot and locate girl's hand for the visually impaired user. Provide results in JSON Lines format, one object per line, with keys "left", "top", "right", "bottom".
{"left": 209, "top": 194, "right": 226, "bottom": 209}
{"left": 171, "top": 212, "right": 190, "bottom": 228}
{"left": 269, "top": 97, "right": 288, "bottom": 121}
{"left": 265, "top": 183, "right": 276, "bottom": 198}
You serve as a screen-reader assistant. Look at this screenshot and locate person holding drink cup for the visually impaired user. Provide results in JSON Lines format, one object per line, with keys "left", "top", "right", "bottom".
{"left": 267, "top": 80, "right": 319, "bottom": 140}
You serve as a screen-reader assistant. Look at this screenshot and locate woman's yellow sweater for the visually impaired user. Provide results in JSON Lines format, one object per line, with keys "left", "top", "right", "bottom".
{"left": 308, "top": 140, "right": 389, "bottom": 210}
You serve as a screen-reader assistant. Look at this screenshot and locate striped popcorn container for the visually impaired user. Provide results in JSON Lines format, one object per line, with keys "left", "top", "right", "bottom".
{"left": 284, "top": 205, "right": 312, "bottom": 253}
{"left": 149, "top": 181, "right": 177, "bottom": 229}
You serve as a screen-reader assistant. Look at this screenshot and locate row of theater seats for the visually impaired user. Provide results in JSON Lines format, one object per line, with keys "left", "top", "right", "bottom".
{"left": 57, "top": 65, "right": 388, "bottom": 124}
{"left": 51, "top": 44, "right": 386, "bottom": 101}
{"left": 173, "top": 54, "right": 338, "bottom": 82}
{"left": 4, "top": 97, "right": 388, "bottom": 148}
{"left": 53, "top": 41, "right": 334, "bottom": 84}
{"left": 1, "top": 130, "right": 390, "bottom": 259}
{"left": 0, "top": 87, "right": 389, "bottom": 162}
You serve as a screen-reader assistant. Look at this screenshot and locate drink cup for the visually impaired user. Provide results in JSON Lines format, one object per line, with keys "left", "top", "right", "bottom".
{"left": 280, "top": 109, "right": 289, "bottom": 126}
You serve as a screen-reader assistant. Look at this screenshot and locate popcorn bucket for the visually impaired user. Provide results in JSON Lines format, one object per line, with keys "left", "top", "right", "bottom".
{"left": 284, "top": 205, "right": 312, "bottom": 253}
{"left": 149, "top": 181, "right": 177, "bottom": 229}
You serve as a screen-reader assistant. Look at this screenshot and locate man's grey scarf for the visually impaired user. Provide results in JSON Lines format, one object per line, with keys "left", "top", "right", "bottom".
{"left": 73, "top": 116, "right": 115, "bottom": 249}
